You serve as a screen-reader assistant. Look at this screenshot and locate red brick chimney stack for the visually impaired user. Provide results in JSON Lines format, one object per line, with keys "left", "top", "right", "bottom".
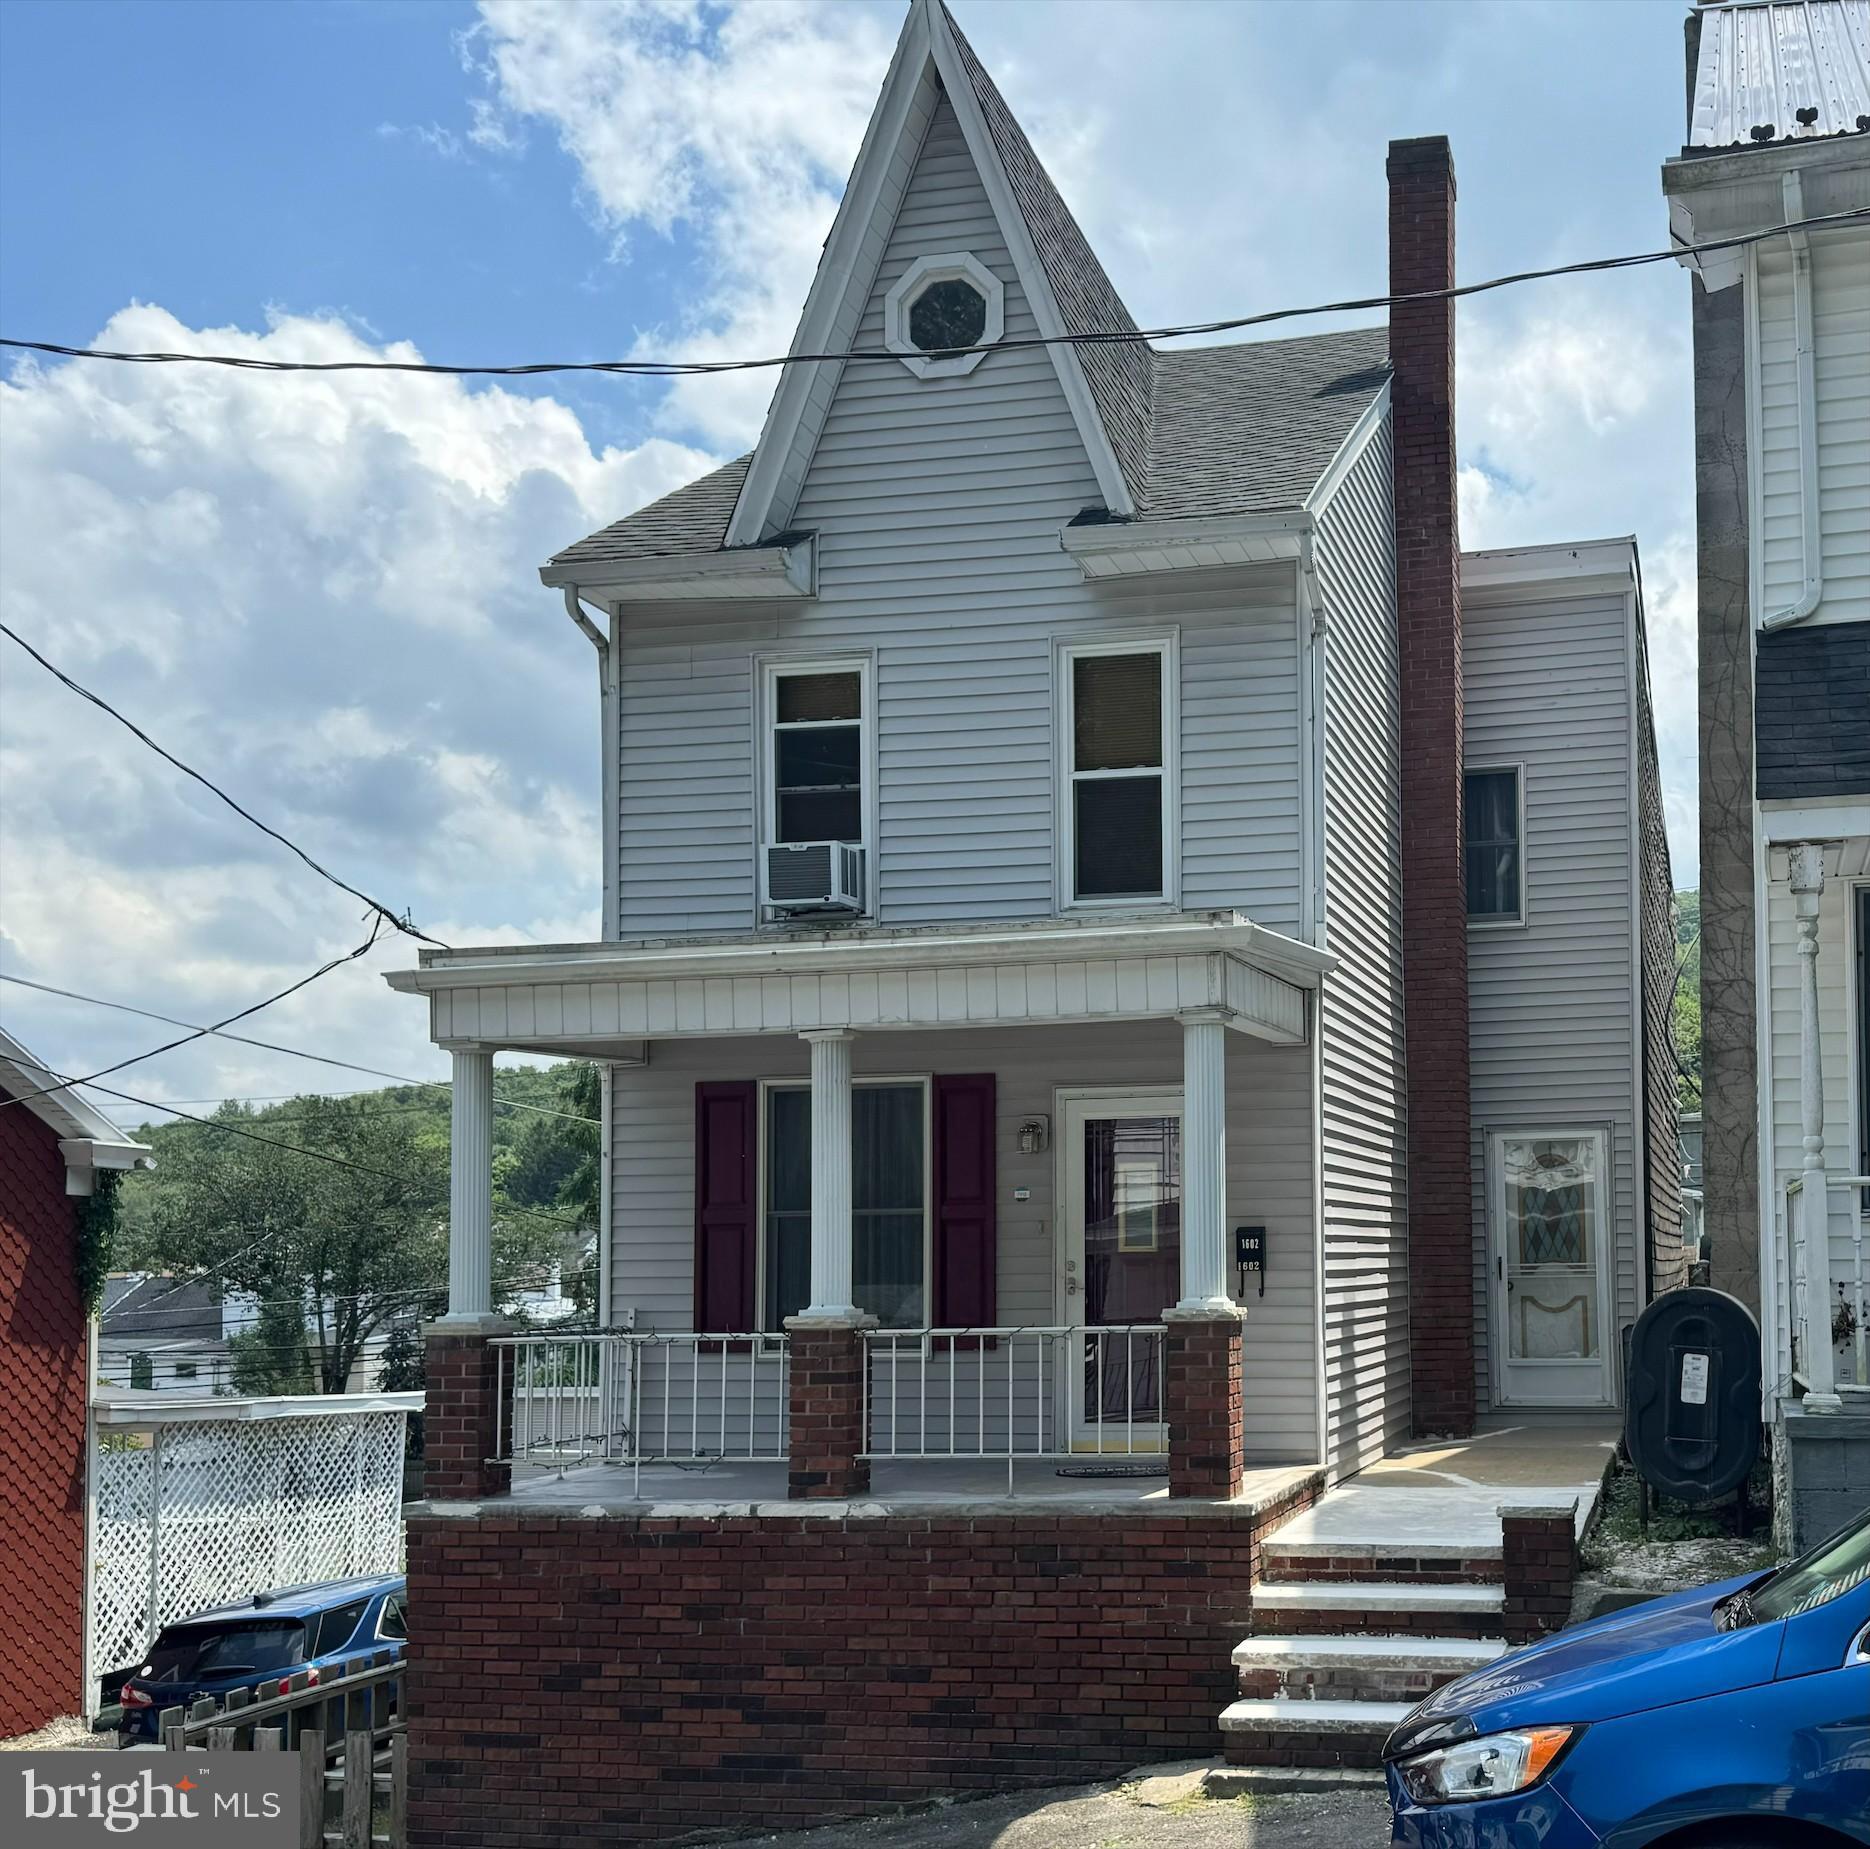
{"left": 1388, "top": 135, "right": 1475, "bottom": 1438}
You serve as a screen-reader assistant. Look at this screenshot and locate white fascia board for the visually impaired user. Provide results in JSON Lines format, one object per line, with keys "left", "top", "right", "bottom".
{"left": 91, "top": 1389, "right": 426, "bottom": 1428}
{"left": 1461, "top": 537, "right": 1636, "bottom": 602}
{"left": 925, "top": 0, "right": 1135, "bottom": 517}
{"left": 385, "top": 911, "right": 1336, "bottom": 996}
{"left": 1303, "top": 379, "right": 1392, "bottom": 515}
{"left": 1060, "top": 512, "right": 1310, "bottom": 581}
{"left": 58, "top": 1138, "right": 157, "bottom": 1196}
{"left": 1758, "top": 797, "right": 1870, "bottom": 843}
{"left": 722, "top": 4, "right": 934, "bottom": 548}
{"left": 539, "top": 534, "right": 814, "bottom": 602}
{"left": 1662, "top": 139, "right": 1870, "bottom": 286}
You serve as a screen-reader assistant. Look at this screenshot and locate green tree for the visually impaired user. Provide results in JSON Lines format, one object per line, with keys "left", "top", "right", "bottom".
{"left": 1674, "top": 891, "right": 1702, "bottom": 1113}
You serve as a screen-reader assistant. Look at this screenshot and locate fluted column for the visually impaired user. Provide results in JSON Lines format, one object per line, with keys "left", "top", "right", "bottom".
{"left": 1789, "top": 844, "right": 1838, "bottom": 1411}
{"left": 444, "top": 1048, "right": 494, "bottom": 1323}
{"left": 801, "top": 1030, "right": 857, "bottom": 1319}
{"left": 1177, "top": 1010, "right": 1234, "bottom": 1312}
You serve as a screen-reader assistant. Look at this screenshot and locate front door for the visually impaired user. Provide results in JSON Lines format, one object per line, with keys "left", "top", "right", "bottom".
{"left": 1489, "top": 1128, "right": 1614, "bottom": 1406}
{"left": 1061, "top": 1092, "right": 1181, "bottom": 1449}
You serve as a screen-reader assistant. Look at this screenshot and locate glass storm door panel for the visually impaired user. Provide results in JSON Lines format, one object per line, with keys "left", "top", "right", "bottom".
{"left": 1491, "top": 1130, "right": 1613, "bottom": 1406}
{"left": 1063, "top": 1095, "right": 1180, "bottom": 1446}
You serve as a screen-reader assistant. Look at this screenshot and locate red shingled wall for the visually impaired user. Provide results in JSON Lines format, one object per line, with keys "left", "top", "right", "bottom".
{"left": 0, "top": 1085, "right": 89, "bottom": 1737}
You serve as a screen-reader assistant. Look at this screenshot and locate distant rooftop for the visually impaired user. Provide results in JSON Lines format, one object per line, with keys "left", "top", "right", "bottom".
{"left": 1686, "top": 0, "right": 1870, "bottom": 153}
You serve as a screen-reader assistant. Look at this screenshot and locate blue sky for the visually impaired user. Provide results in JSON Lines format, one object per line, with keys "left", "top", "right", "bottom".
{"left": 0, "top": 0, "right": 1701, "bottom": 1115}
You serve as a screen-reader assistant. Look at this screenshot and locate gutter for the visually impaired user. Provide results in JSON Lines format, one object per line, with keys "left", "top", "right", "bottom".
{"left": 562, "top": 587, "right": 606, "bottom": 653}
{"left": 1759, "top": 169, "right": 1824, "bottom": 633}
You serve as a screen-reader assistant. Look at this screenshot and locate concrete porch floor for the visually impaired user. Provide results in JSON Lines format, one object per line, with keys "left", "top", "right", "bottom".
{"left": 501, "top": 1456, "right": 1320, "bottom": 1515}
{"left": 1269, "top": 1413, "right": 1619, "bottom": 1556}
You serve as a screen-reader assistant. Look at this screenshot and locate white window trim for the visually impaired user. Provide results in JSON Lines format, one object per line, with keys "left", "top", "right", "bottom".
{"left": 883, "top": 251, "right": 1005, "bottom": 380}
{"left": 1465, "top": 761, "right": 1528, "bottom": 930}
{"left": 1054, "top": 633, "right": 1180, "bottom": 915}
{"left": 754, "top": 1073, "right": 933, "bottom": 1336}
{"left": 755, "top": 652, "right": 877, "bottom": 924}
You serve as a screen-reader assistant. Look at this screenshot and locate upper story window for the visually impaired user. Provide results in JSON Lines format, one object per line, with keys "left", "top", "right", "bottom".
{"left": 1465, "top": 766, "right": 1524, "bottom": 925}
{"left": 1060, "top": 640, "right": 1174, "bottom": 908}
{"left": 770, "top": 666, "right": 863, "bottom": 845}
{"left": 883, "top": 252, "right": 1004, "bottom": 380}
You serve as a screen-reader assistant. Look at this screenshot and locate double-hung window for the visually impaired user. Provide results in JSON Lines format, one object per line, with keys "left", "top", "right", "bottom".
{"left": 1465, "top": 766, "right": 1524, "bottom": 925}
{"left": 1062, "top": 641, "right": 1173, "bottom": 906}
{"left": 768, "top": 664, "right": 865, "bottom": 847}
{"left": 761, "top": 1079, "right": 927, "bottom": 1331}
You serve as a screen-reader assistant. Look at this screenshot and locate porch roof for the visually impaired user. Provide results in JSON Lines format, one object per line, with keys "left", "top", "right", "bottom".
{"left": 385, "top": 910, "right": 1329, "bottom": 1056}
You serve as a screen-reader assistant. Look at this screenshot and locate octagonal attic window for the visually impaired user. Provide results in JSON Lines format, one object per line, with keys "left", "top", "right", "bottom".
{"left": 909, "top": 278, "right": 987, "bottom": 356}
{"left": 884, "top": 252, "right": 1004, "bottom": 379}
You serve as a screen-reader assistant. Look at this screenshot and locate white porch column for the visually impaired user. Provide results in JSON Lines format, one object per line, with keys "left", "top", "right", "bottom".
{"left": 801, "top": 1030, "right": 858, "bottom": 1320}
{"left": 1177, "top": 1009, "right": 1235, "bottom": 1313}
{"left": 443, "top": 1047, "right": 495, "bottom": 1323}
{"left": 1789, "top": 844, "right": 1839, "bottom": 1410}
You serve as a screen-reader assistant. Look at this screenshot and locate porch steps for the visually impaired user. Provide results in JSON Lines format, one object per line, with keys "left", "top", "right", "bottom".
{"left": 1219, "top": 1698, "right": 1412, "bottom": 1771}
{"left": 1249, "top": 1579, "right": 1505, "bottom": 1637}
{"left": 1233, "top": 1635, "right": 1506, "bottom": 1674}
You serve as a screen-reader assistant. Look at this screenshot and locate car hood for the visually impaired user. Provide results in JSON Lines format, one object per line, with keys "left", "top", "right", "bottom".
{"left": 1386, "top": 1574, "right": 1785, "bottom": 1759}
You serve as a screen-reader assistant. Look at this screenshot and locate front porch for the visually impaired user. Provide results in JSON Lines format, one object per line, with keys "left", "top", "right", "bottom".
{"left": 389, "top": 912, "right": 1332, "bottom": 1507}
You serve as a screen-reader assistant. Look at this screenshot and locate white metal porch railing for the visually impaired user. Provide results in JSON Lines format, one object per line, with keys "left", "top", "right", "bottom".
{"left": 1786, "top": 1174, "right": 1870, "bottom": 1397}
{"left": 862, "top": 1325, "right": 1168, "bottom": 1493}
{"left": 491, "top": 1332, "right": 791, "bottom": 1485}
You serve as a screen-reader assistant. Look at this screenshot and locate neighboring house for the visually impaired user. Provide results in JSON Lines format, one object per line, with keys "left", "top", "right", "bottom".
{"left": 97, "top": 1274, "right": 231, "bottom": 1396}
{"left": 1661, "top": 0, "right": 1870, "bottom": 1547}
{"left": 387, "top": 2, "right": 1679, "bottom": 1833}
{"left": 0, "top": 1027, "right": 152, "bottom": 1738}
{"left": 1680, "top": 1108, "right": 1706, "bottom": 1270}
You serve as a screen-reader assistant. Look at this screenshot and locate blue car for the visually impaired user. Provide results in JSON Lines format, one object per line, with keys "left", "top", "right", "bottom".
{"left": 1386, "top": 1505, "right": 1870, "bottom": 1847}
{"left": 115, "top": 1574, "right": 406, "bottom": 1745}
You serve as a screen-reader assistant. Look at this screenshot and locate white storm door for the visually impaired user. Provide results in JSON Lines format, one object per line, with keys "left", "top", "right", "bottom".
{"left": 1489, "top": 1129, "right": 1614, "bottom": 1407}
{"left": 1061, "top": 1092, "right": 1181, "bottom": 1450}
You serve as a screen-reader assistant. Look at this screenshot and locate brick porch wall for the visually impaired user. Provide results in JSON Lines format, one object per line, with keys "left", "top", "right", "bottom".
{"left": 406, "top": 1479, "right": 1317, "bottom": 1845}
{"left": 0, "top": 1087, "right": 88, "bottom": 1737}
{"left": 423, "top": 1332, "right": 510, "bottom": 1504}
{"left": 1500, "top": 1507, "right": 1578, "bottom": 1645}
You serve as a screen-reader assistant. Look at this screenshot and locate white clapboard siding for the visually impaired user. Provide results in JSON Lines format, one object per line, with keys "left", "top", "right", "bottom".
{"left": 1762, "top": 858, "right": 1862, "bottom": 1392}
{"left": 1464, "top": 584, "right": 1640, "bottom": 1408}
{"left": 607, "top": 1021, "right": 1319, "bottom": 1463}
{"left": 1754, "top": 230, "right": 1870, "bottom": 628}
{"left": 610, "top": 93, "right": 1305, "bottom": 938}
{"left": 1313, "top": 417, "right": 1410, "bottom": 1474}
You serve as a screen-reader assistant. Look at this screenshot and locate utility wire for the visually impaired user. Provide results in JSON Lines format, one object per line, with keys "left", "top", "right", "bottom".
{"left": 4, "top": 207, "right": 1866, "bottom": 380}
{"left": 0, "top": 916, "right": 388, "bottom": 1113}
{"left": 0, "top": 622, "right": 449, "bottom": 950}
{"left": 0, "top": 973, "right": 599, "bottom": 1125}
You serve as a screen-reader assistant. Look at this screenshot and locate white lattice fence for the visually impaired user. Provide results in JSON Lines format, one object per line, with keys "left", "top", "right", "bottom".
{"left": 88, "top": 1405, "right": 408, "bottom": 1699}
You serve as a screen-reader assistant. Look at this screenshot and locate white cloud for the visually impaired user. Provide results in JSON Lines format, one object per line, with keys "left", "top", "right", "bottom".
{"left": 0, "top": 303, "right": 710, "bottom": 1109}
{"left": 463, "top": 0, "right": 894, "bottom": 446}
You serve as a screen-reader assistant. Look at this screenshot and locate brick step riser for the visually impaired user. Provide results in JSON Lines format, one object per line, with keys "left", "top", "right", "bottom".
{"left": 1237, "top": 1666, "right": 1464, "bottom": 1705}
{"left": 1248, "top": 1607, "right": 1504, "bottom": 1640}
{"left": 1260, "top": 1553, "right": 1502, "bottom": 1586}
{"left": 1224, "top": 1731, "right": 1391, "bottom": 1772}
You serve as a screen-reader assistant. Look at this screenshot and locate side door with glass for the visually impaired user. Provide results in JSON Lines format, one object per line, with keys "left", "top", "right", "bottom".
{"left": 1489, "top": 1128, "right": 1613, "bottom": 1406}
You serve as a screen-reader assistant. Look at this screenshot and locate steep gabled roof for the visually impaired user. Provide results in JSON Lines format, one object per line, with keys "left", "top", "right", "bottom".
{"left": 547, "top": 456, "right": 753, "bottom": 574}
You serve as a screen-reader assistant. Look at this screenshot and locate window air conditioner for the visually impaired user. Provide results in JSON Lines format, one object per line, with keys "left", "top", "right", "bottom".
{"left": 766, "top": 841, "right": 865, "bottom": 916}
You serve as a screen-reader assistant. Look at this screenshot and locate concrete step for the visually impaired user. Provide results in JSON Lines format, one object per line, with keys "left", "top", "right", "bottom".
{"left": 1260, "top": 1541, "right": 1501, "bottom": 1584}
{"left": 1201, "top": 1764, "right": 1387, "bottom": 1798}
{"left": 1219, "top": 1697, "right": 1412, "bottom": 1771}
{"left": 1251, "top": 1578, "right": 1506, "bottom": 1638}
{"left": 1232, "top": 1634, "right": 1507, "bottom": 1673}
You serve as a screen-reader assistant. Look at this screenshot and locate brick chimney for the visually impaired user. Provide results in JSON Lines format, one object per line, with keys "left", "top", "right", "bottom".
{"left": 1388, "top": 135, "right": 1475, "bottom": 1438}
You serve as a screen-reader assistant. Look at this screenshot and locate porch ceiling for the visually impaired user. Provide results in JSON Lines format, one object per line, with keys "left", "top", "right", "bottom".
{"left": 384, "top": 912, "right": 1328, "bottom": 1055}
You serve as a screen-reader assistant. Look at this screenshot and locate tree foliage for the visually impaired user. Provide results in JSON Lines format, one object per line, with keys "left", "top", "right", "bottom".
{"left": 1674, "top": 890, "right": 1702, "bottom": 1114}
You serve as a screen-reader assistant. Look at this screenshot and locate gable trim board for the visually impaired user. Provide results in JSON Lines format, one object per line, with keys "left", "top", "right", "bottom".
{"left": 723, "top": 0, "right": 1134, "bottom": 549}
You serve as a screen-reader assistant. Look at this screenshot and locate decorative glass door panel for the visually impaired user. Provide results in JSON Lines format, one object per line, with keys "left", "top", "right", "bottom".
{"left": 1063, "top": 1094, "right": 1180, "bottom": 1447}
{"left": 1490, "top": 1129, "right": 1612, "bottom": 1406}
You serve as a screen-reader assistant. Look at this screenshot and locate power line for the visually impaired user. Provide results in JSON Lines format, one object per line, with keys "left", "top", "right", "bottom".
{"left": 3, "top": 207, "right": 1865, "bottom": 381}
{"left": 0, "top": 973, "right": 598, "bottom": 1124}
{"left": 0, "top": 916, "right": 388, "bottom": 1113}
{"left": 0, "top": 622, "right": 449, "bottom": 951}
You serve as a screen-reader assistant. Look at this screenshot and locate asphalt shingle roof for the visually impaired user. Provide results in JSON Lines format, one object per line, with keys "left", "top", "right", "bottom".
{"left": 102, "top": 1276, "right": 223, "bottom": 1342}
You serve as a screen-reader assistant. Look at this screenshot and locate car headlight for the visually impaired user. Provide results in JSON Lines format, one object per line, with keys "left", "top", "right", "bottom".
{"left": 1396, "top": 1724, "right": 1579, "bottom": 1805}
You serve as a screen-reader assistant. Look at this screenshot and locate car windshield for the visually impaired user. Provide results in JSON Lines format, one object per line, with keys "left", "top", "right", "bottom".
{"left": 1746, "top": 1508, "right": 1870, "bottom": 1624}
{"left": 139, "top": 1620, "right": 309, "bottom": 1683}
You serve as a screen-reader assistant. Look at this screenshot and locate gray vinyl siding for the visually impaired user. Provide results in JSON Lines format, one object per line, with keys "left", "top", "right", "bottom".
{"left": 607, "top": 1022, "right": 1319, "bottom": 1463}
{"left": 1313, "top": 417, "right": 1410, "bottom": 1475}
{"left": 610, "top": 94, "right": 1305, "bottom": 937}
{"left": 1464, "top": 584, "right": 1640, "bottom": 1408}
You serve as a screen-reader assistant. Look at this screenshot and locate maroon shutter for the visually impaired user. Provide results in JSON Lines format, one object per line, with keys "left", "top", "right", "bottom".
{"left": 694, "top": 1081, "right": 757, "bottom": 1331}
{"left": 932, "top": 1073, "right": 997, "bottom": 1328}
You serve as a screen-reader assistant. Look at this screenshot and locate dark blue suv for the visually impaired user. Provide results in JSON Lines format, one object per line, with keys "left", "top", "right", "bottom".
{"left": 115, "top": 1574, "right": 406, "bottom": 1745}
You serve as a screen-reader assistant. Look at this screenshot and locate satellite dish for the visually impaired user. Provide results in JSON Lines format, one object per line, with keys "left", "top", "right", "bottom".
{"left": 1624, "top": 1287, "right": 1761, "bottom": 1506}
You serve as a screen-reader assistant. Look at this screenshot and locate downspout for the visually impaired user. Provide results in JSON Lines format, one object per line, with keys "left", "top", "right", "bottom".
{"left": 1759, "top": 170, "right": 1824, "bottom": 633}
